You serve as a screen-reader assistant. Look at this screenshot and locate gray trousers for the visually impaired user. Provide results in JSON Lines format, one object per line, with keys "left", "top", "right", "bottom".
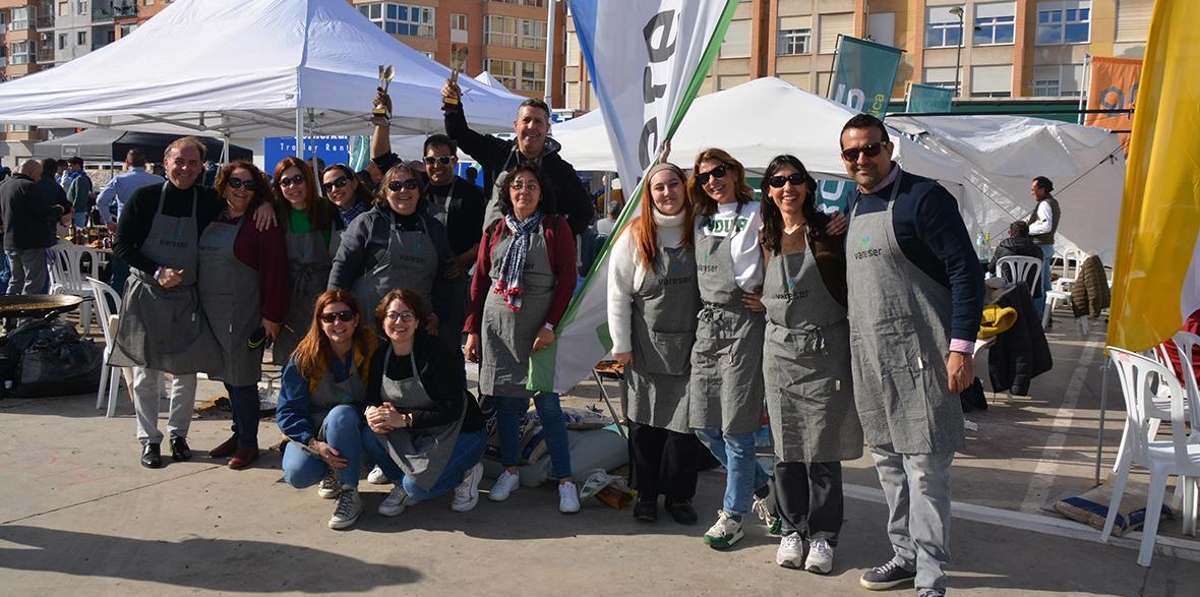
{"left": 5, "top": 248, "right": 49, "bottom": 295}
{"left": 870, "top": 446, "right": 954, "bottom": 593}
{"left": 132, "top": 367, "right": 197, "bottom": 445}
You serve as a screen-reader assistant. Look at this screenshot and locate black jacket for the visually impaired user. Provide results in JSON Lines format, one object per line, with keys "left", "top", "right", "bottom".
{"left": 1, "top": 174, "right": 63, "bottom": 250}
{"left": 366, "top": 332, "right": 484, "bottom": 433}
{"left": 988, "top": 283, "right": 1053, "bottom": 395}
{"left": 989, "top": 236, "right": 1045, "bottom": 298}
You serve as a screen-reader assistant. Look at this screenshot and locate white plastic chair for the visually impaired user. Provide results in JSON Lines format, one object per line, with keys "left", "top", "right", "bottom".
{"left": 996, "top": 256, "right": 1042, "bottom": 300}
{"left": 1055, "top": 247, "right": 1087, "bottom": 292}
{"left": 49, "top": 242, "right": 101, "bottom": 335}
{"left": 1102, "top": 347, "right": 1200, "bottom": 566}
{"left": 87, "top": 277, "right": 125, "bottom": 417}
{"left": 1162, "top": 331, "right": 1200, "bottom": 535}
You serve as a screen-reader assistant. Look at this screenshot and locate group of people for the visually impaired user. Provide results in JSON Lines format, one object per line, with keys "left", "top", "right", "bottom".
{"left": 79, "top": 72, "right": 1003, "bottom": 597}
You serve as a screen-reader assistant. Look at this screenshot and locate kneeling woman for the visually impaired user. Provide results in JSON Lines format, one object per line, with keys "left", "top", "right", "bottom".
{"left": 277, "top": 289, "right": 377, "bottom": 530}
{"left": 362, "top": 288, "right": 488, "bottom": 516}
{"left": 759, "top": 155, "right": 862, "bottom": 574}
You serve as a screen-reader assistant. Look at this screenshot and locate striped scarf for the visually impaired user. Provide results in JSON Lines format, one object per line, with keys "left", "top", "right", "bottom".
{"left": 494, "top": 211, "right": 543, "bottom": 311}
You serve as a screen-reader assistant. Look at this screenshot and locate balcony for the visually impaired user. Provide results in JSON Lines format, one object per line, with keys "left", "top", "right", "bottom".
{"left": 93, "top": 7, "right": 114, "bottom": 23}
{"left": 113, "top": 3, "right": 137, "bottom": 19}
{"left": 36, "top": 48, "right": 53, "bottom": 63}
{"left": 36, "top": 16, "right": 54, "bottom": 29}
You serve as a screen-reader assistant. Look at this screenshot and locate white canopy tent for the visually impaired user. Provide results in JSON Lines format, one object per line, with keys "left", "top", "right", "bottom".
{"left": 0, "top": 0, "right": 523, "bottom": 142}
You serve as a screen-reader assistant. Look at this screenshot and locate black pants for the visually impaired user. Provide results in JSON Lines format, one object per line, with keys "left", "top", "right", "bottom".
{"left": 628, "top": 421, "right": 701, "bottom": 503}
{"left": 773, "top": 460, "right": 844, "bottom": 543}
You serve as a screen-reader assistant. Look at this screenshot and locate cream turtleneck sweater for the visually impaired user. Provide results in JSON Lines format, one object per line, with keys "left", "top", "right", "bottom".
{"left": 606, "top": 209, "right": 689, "bottom": 355}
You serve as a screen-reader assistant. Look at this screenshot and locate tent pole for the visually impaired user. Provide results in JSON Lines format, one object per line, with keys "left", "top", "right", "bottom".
{"left": 221, "top": 136, "right": 230, "bottom": 163}
{"left": 543, "top": 0, "right": 555, "bottom": 107}
{"left": 295, "top": 107, "right": 303, "bottom": 159}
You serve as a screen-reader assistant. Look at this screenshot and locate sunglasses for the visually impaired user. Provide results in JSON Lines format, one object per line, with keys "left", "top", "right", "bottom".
{"left": 840, "top": 142, "right": 885, "bottom": 162}
{"left": 385, "top": 310, "right": 416, "bottom": 323}
{"left": 696, "top": 165, "right": 727, "bottom": 185}
{"left": 321, "top": 176, "right": 350, "bottom": 192}
{"left": 319, "top": 309, "right": 356, "bottom": 324}
{"left": 510, "top": 181, "right": 539, "bottom": 191}
{"left": 767, "top": 173, "right": 808, "bottom": 188}
{"left": 424, "top": 156, "right": 454, "bottom": 166}
{"left": 278, "top": 174, "right": 306, "bottom": 188}
{"left": 227, "top": 177, "right": 256, "bottom": 190}
{"left": 388, "top": 179, "right": 421, "bottom": 191}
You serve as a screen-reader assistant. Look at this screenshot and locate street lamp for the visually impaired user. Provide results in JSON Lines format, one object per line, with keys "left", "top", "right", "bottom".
{"left": 950, "top": 6, "right": 964, "bottom": 99}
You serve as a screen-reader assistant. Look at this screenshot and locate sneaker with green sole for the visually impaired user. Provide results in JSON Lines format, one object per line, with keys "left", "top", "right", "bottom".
{"left": 702, "top": 510, "right": 744, "bottom": 549}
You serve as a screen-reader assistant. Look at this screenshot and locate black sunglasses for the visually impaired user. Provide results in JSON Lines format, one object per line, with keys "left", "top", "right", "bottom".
{"left": 841, "top": 142, "right": 885, "bottom": 162}
{"left": 320, "top": 309, "right": 356, "bottom": 323}
{"left": 767, "top": 173, "right": 808, "bottom": 188}
{"left": 227, "top": 177, "right": 256, "bottom": 190}
{"left": 424, "top": 156, "right": 454, "bottom": 166}
{"left": 697, "top": 165, "right": 727, "bottom": 185}
{"left": 278, "top": 174, "right": 306, "bottom": 188}
{"left": 321, "top": 176, "right": 350, "bottom": 192}
{"left": 388, "top": 179, "right": 421, "bottom": 191}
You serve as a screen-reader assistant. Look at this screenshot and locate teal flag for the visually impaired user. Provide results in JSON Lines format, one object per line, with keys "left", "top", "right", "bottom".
{"left": 907, "top": 83, "right": 954, "bottom": 113}
{"left": 828, "top": 36, "right": 904, "bottom": 118}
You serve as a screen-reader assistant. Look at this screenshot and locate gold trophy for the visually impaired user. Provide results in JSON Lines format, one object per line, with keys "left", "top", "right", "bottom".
{"left": 444, "top": 44, "right": 469, "bottom": 106}
{"left": 372, "top": 63, "right": 395, "bottom": 121}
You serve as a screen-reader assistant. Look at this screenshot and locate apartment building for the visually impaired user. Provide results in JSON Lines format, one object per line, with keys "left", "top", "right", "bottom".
{"left": 350, "top": 0, "right": 566, "bottom": 103}
{"left": 563, "top": 0, "right": 1153, "bottom": 113}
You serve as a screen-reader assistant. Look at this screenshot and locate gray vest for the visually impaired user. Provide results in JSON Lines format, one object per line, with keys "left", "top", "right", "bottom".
{"left": 1026, "top": 195, "right": 1060, "bottom": 246}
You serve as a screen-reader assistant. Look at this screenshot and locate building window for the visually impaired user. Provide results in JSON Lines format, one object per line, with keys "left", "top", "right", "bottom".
{"left": 485, "top": 58, "right": 545, "bottom": 93}
{"left": 450, "top": 13, "right": 467, "bottom": 31}
{"left": 357, "top": 3, "right": 434, "bottom": 38}
{"left": 778, "top": 28, "right": 812, "bottom": 56}
{"left": 925, "top": 6, "right": 965, "bottom": 48}
{"left": 144, "top": 0, "right": 154, "bottom": 5}
{"left": 565, "top": 32, "right": 579, "bottom": 67}
{"left": 1032, "top": 63, "right": 1084, "bottom": 97}
{"left": 520, "top": 19, "right": 546, "bottom": 50}
{"left": 58, "top": 33, "right": 67, "bottom": 50}
{"left": 720, "top": 19, "right": 750, "bottom": 58}
{"left": 10, "top": 6, "right": 32, "bottom": 30}
{"left": 59, "top": 2, "right": 69, "bottom": 16}
{"left": 818, "top": 13, "right": 853, "bottom": 54}
{"left": 11, "top": 41, "right": 31, "bottom": 64}
{"left": 76, "top": 1, "right": 86, "bottom": 16}
{"left": 77, "top": 31, "right": 86, "bottom": 45}
{"left": 970, "top": 64, "right": 1012, "bottom": 98}
{"left": 1037, "top": 1, "right": 1090, "bottom": 45}
{"left": 974, "top": 2, "right": 1015, "bottom": 45}
{"left": 485, "top": 15, "right": 517, "bottom": 47}
{"left": 923, "top": 66, "right": 961, "bottom": 96}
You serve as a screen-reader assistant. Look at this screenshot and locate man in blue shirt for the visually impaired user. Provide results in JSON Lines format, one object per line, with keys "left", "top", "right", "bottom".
{"left": 96, "top": 149, "right": 164, "bottom": 294}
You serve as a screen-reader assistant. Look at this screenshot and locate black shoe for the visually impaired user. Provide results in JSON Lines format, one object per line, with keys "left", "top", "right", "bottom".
{"left": 633, "top": 500, "right": 658, "bottom": 522}
{"left": 859, "top": 560, "right": 916, "bottom": 590}
{"left": 170, "top": 436, "right": 192, "bottom": 462}
{"left": 141, "top": 443, "right": 162, "bottom": 469}
{"left": 664, "top": 499, "right": 699, "bottom": 525}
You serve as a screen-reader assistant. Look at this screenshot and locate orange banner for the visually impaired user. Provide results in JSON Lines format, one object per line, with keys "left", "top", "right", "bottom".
{"left": 1086, "top": 56, "right": 1141, "bottom": 153}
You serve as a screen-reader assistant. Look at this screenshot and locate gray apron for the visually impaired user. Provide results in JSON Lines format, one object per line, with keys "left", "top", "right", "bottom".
{"left": 479, "top": 220, "right": 555, "bottom": 398}
{"left": 626, "top": 246, "right": 699, "bottom": 433}
{"left": 109, "top": 184, "right": 222, "bottom": 374}
{"left": 197, "top": 215, "right": 264, "bottom": 387}
{"left": 309, "top": 358, "right": 367, "bottom": 438}
{"left": 688, "top": 214, "right": 765, "bottom": 435}
{"left": 846, "top": 172, "right": 965, "bottom": 454}
{"left": 428, "top": 184, "right": 470, "bottom": 344}
{"left": 351, "top": 212, "right": 439, "bottom": 330}
{"left": 377, "top": 349, "right": 465, "bottom": 490}
{"left": 274, "top": 224, "right": 334, "bottom": 365}
{"left": 761, "top": 241, "right": 863, "bottom": 463}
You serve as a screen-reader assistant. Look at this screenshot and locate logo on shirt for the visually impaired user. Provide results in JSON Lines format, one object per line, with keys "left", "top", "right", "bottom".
{"left": 775, "top": 277, "right": 809, "bottom": 301}
{"left": 853, "top": 235, "right": 883, "bottom": 260}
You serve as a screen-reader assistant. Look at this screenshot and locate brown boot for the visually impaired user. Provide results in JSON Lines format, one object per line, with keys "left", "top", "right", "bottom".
{"left": 228, "top": 446, "right": 260, "bottom": 470}
{"left": 208, "top": 435, "right": 238, "bottom": 459}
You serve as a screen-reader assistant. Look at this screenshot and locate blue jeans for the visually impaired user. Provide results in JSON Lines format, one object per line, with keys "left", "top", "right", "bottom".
{"left": 1033, "top": 244, "right": 1054, "bottom": 317}
{"left": 108, "top": 255, "right": 130, "bottom": 300}
{"left": 362, "top": 426, "right": 488, "bottom": 501}
{"left": 225, "top": 383, "right": 260, "bottom": 449}
{"left": 695, "top": 428, "right": 770, "bottom": 516}
{"left": 494, "top": 392, "right": 572, "bottom": 480}
{"left": 281, "top": 404, "right": 364, "bottom": 488}
{"left": 72, "top": 211, "right": 89, "bottom": 228}
{"left": 0, "top": 252, "right": 9, "bottom": 296}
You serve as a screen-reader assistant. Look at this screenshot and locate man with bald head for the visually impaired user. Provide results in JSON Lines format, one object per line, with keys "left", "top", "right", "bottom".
{"left": 1, "top": 159, "right": 66, "bottom": 295}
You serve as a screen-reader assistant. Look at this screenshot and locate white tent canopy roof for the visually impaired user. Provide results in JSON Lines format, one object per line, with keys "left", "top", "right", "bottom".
{"left": 0, "top": 0, "right": 522, "bottom": 138}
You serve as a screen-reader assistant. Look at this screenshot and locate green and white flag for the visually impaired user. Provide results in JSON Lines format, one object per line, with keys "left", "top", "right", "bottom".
{"left": 528, "top": 0, "right": 737, "bottom": 393}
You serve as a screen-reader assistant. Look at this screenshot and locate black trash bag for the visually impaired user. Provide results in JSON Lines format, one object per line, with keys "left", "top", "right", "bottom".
{"left": 1, "top": 318, "right": 103, "bottom": 398}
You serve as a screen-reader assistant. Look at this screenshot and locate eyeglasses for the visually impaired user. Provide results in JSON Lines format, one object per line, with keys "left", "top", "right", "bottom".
{"left": 385, "top": 310, "right": 416, "bottom": 323}
{"left": 227, "top": 177, "right": 256, "bottom": 190}
{"left": 696, "top": 165, "right": 727, "bottom": 185}
{"left": 510, "top": 181, "right": 539, "bottom": 191}
{"left": 278, "top": 174, "right": 306, "bottom": 188}
{"left": 767, "top": 173, "right": 807, "bottom": 188}
{"left": 424, "top": 156, "right": 454, "bottom": 166}
{"left": 840, "top": 142, "right": 885, "bottom": 162}
{"left": 388, "top": 179, "right": 420, "bottom": 191}
{"left": 320, "top": 309, "right": 356, "bottom": 323}
{"left": 321, "top": 176, "right": 350, "bottom": 192}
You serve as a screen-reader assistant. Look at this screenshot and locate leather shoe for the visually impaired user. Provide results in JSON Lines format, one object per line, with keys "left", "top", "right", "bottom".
{"left": 169, "top": 436, "right": 192, "bottom": 462}
{"left": 228, "top": 446, "right": 260, "bottom": 470}
{"left": 141, "top": 443, "right": 162, "bottom": 469}
{"left": 664, "top": 499, "right": 699, "bottom": 525}
{"left": 633, "top": 500, "right": 658, "bottom": 522}
{"left": 208, "top": 435, "right": 238, "bottom": 459}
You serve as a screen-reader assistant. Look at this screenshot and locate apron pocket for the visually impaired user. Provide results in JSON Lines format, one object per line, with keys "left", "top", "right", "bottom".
{"left": 640, "top": 331, "right": 694, "bottom": 376}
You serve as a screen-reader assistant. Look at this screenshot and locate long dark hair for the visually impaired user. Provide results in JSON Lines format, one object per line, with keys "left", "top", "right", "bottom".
{"left": 322, "top": 163, "right": 373, "bottom": 208}
{"left": 498, "top": 163, "right": 557, "bottom": 217}
{"left": 759, "top": 154, "right": 830, "bottom": 255}
{"left": 273, "top": 156, "right": 332, "bottom": 231}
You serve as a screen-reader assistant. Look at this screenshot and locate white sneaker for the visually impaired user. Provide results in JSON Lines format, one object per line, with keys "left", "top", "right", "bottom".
{"left": 776, "top": 532, "right": 804, "bottom": 568}
{"left": 804, "top": 538, "right": 834, "bottom": 574}
{"left": 367, "top": 465, "right": 390, "bottom": 485}
{"left": 327, "top": 485, "right": 361, "bottom": 530}
{"left": 488, "top": 470, "right": 520, "bottom": 502}
{"left": 701, "top": 510, "right": 744, "bottom": 549}
{"left": 752, "top": 486, "right": 781, "bottom": 535}
{"left": 558, "top": 481, "right": 581, "bottom": 514}
{"left": 451, "top": 463, "right": 484, "bottom": 512}
{"left": 316, "top": 468, "right": 340, "bottom": 499}
{"left": 378, "top": 484, "right": 410, "bottom": 517}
